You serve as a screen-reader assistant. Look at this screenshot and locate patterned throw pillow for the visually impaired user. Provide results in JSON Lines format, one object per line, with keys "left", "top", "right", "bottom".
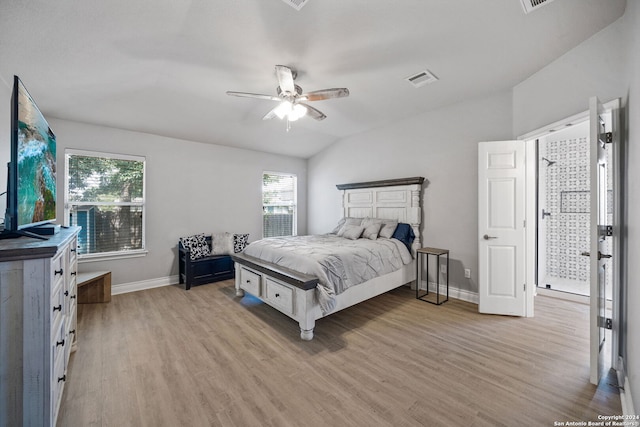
{"left": 179, "top": 234, "right": 211, "bottom": 260}
{"left": 233, "top": 234, "right": 249, "bottom": 253}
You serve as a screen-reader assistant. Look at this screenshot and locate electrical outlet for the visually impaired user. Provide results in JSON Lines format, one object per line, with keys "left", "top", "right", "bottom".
{"left": 464, "top": 268, "right": 471, "bottom": 279}
{"left": 440, "top": 264, "right": 447, "bottom": 274}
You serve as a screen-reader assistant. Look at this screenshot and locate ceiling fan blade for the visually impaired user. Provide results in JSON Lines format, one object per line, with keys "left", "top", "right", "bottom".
{"left": 299, "top": 103, "right": 326, "bottom": 121}
{"left": 301, "top": 88, "right": 350, "bottom": 101}
{"left": 226, "top": 91, "right": 281, "bottom": 102}
{"left": 275, "top": 65, "right": 296, "bottom": 95}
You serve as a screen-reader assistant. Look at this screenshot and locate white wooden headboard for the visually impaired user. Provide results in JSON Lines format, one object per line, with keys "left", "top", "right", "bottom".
{"left": 336, "top": 177, "right": 424, "bottom": 253}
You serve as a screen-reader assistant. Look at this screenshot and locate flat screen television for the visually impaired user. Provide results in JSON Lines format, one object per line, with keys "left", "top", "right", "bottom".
{"left": 1, "top": 76, "right": 57, "bottom": 239}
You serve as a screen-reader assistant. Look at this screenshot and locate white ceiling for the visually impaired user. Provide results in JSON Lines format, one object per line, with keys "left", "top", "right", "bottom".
{"left": 0, "top": 0, "right": 626, "bottom": 159}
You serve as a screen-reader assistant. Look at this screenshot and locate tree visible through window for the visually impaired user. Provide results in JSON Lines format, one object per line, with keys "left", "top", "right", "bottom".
{"left": 263, "top": 172, "right": 296, "bottom": 238}
{"left": 65, "top": 150, "right": 145, "bottom": 257}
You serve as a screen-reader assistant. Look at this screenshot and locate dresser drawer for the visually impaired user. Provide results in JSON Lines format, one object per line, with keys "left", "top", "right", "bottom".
{"left": 264, "top": 278, "right": 294, "bottom": 315}
{"left": 66, "top": 304, "right": 77, "bottom": 362}
{"left": 51, "top": 318, "right": 67, "bottom": 376}
{"left": 51, "top": 283, "right": 65, "bottom": 332}
{"left": 51, "top": 341, "right": 66, "bottom": 424}
{"left": 51, "top": 251, "right": 65, "bottom": 291}
{"left": 68, "top": 236, "right": 78, "bottom": 264}
{"left": 239, "top": 268, "right": 261, "bottom": 296}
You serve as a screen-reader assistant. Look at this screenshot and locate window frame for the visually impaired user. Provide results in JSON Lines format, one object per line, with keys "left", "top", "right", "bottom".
{"left": 64, "top": 149, "right": 147, "bottom": 262}
{"left": 262, "top": 171, "right": 297, "bottom": 238}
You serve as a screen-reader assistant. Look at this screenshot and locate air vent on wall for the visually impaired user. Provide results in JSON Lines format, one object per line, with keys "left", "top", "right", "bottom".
{"left": 520, "top": 0, "right": 557, "bottom": 14}
{"left": 404, "top": 70, "right": 438, "bottom": 88}
{"left": 281, "top": 0, "right": 309, "bottom": 11}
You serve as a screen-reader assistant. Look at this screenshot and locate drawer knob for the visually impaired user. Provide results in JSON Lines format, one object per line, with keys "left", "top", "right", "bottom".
{"left": 53, "top": 305, "right": 62, "bottom": 312}
{"left": 55, "top": 269, "right": 63, "bottom": 276}
{"left": 71, "top": 271, "right": 77, "bottom": 276}
{"left": 56, "top": 339, "right": 65, "bottom": 347}
{"left": 69, "top": 329, "right": 76, "bottom": 335}
{"left": 58, "top": 375, "right": 66, "bottom": 383}
{"left": 70, "top": 295, "right": 77, "bottom": 300}
{"left": 275, "top": 293, "right": 280, "bottom": 298}
{"left": 70, "top": 248, "right": 77, "bottom": 253}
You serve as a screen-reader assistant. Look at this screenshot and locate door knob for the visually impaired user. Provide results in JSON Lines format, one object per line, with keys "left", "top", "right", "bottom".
{"left": 581, "top": 251, "right": 590, "bottom": 257}
{"left": 483, "top": 234, "right": 497, "bottom": 240}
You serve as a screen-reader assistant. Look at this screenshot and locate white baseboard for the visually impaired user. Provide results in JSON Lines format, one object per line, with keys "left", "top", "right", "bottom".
{"left": 416, "top": 281, "right": 479, "bottom": 304}
{"left": 114, "top": 276, "right": 481, "bottom": 305}
{"left": 111, "top": 275, "right": 178, "bottom": 295}
{"left": 617, "top": 357, "right": 637, "bottom": 417}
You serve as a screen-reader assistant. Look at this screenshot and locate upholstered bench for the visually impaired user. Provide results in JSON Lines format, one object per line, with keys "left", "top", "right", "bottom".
{"left": 178, "top": 233, "right": 249, "bottom": 290}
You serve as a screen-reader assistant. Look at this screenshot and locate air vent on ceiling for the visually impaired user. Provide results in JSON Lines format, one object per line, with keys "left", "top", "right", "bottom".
{"left": 405, "top": 70, "right": 439, "bottom": 88}
{"left": 520, "top": 0, "right": 557, "bottom": 14}
{"left": 281, "top": 0, "right": 309, "bottom": 11}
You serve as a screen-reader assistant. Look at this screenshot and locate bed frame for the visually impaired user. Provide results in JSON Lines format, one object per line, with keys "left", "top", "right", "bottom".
{"left": 232, "top": 177, "right": 424, "bottom": 340}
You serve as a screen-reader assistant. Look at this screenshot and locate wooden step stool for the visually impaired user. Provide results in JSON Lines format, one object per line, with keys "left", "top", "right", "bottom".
{"left": 77, "top": 271, "right": 111, "bottom": 303}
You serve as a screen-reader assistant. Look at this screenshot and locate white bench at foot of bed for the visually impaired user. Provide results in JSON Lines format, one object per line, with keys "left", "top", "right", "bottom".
{"left": 232, "top": 253, "right": 416, "bottom": 340}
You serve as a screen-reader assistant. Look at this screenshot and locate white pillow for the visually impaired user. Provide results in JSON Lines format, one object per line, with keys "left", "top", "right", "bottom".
{"left": 361, "top": 218, "right": 383, "bottom": 240}
{"left": 337, "top": 224, "right": 364, "bottom": 240}
{"left": 211, "top": 232, "right": 234, "bottom": 255}
{"left": 330, "top": 217, "right": 363, "bottom": 234}
{"left": 378, "top": 220, "right": 398, "bottom": 239}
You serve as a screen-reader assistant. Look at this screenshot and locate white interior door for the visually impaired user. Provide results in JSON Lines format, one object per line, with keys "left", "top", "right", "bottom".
{"left": 588, "top": 97, "right": 611, "bottom": 385}
{"left": 478, "top": 141, "right": 526, "bottom": 316}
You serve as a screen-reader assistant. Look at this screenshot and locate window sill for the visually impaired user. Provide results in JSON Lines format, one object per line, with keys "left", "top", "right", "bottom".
{"left": 78, "top": 250, "right": 148, "bottom": 264}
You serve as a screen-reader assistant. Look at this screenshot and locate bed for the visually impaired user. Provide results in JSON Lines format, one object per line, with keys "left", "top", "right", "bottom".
{"left": 231, "top": 177, "right": 424, "bottom": 340}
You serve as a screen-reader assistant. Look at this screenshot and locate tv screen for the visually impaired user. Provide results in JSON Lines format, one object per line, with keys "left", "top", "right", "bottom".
{"left": 7, "top": 76, "right": 57, "bottom": 231}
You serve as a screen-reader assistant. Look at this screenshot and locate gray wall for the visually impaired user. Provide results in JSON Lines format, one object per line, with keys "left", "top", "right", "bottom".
{"left": 3, "top": 116, "right": 307, "bottom": 288}
{"left": 513, "top": 4, "right": 638, "bottom": 412}
{"left": 308, "top": 90, "right": 513, "bottom": 294}
{"left": 309, "top": 2, "right": 639, "bottom": 411}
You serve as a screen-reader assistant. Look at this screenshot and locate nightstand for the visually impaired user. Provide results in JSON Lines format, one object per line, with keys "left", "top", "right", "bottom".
{"left": 416, "top": 247, "right": 449, "bottom": 305}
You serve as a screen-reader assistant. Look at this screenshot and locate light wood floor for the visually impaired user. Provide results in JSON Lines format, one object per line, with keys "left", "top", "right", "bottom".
{"left": 57, "top": 281, "right": 621, "bottom": 427}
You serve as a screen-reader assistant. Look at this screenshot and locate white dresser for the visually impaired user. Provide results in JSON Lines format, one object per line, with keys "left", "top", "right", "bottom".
{"left": 0, "top": 227, "right": 80, "bottom": 427}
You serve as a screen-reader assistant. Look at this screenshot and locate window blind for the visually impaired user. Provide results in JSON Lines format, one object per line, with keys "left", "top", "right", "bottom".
{"left": 66, "top": 151, "right": 145, "bottom": 257}
{"left": 263, "top": 172, "right": 297, "bottom": 238}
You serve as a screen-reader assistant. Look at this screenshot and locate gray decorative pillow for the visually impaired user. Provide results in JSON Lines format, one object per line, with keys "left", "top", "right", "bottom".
{"left": 233, "top": 234, "right": 249, "bottom": 253}
{"left": 179, "top": 234, "right": 211, "bottom": 260}
{"left": 361, "top": 217, "right": 383, "bottom": 240}
{"left": 338, "top": 224, "right": 365, "bottom": 240}
{"left": 379, "top": 220, "right": 399, "bottom": 239}
{"left": 211, "top": 232, "right": 234, "bottom": 255}
{"left": 330, "top": 217, "right": 363, "bottom": 234}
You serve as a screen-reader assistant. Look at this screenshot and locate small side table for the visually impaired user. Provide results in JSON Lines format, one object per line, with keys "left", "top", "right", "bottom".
{"left": 416, "top": 247, "right": 449, "bottom": 305}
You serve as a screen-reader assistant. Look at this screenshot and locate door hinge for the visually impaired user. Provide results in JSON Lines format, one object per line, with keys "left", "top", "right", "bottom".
{"left": 599, "top": 225, "right": 613, "bottom": 237}
{"left": 598, "top": 316, "right": 613, "bottom": 330}
{"left": 605, "top": 132, "right": 613, "bottom": 143}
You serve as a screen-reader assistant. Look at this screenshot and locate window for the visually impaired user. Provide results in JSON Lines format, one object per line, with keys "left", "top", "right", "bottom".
{"left": 262, "top": 172, "right": 297, "bottom": 238}
{"left": 65, "top": 150, "right": 146, "bottom": 259}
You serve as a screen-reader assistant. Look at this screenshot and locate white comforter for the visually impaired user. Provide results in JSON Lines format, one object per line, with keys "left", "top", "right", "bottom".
{"left": 242, "top": 234, "right": 413, "bottom": 314}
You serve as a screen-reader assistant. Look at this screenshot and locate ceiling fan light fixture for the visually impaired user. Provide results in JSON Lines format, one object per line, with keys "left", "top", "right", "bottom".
{"left": 289, "top": 104, "right": 307, "bottom": 121}
{"left": 274, "top": 101, "right": 307, "bottom": 121}
{"left": 274, "top": 101, "right": 291, "bottom": 119}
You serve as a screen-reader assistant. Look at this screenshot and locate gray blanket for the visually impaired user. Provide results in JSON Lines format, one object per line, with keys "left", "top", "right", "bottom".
{"left": 242, "top": 234, "right": 413, "bottom": 314}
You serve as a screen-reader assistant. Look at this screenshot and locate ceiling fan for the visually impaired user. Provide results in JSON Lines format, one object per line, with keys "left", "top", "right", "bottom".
{"left": 226, "top": 65, "right": 349, "bottom": 131}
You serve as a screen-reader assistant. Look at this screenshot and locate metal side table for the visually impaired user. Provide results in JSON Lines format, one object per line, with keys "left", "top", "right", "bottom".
{"left": 416, "top": 247, "right": 449, "bottom": 305}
